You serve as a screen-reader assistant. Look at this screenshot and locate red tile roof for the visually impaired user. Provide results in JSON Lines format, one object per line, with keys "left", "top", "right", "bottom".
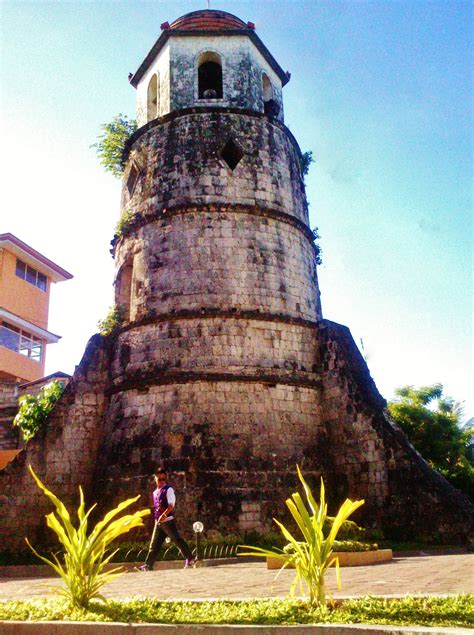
{"left": 169, "top": 10, "right": 248, "bottom": 31}
{"left": 130, "top": 10, "right": 289, "bottom": 89}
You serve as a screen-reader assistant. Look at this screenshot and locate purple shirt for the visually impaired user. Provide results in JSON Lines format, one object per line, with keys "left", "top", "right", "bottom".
{"left": 152, "top": 484, "right": 175, "bottom": 521}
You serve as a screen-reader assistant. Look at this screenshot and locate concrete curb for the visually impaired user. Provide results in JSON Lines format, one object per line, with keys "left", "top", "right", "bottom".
{"left": 267, "top": 550, "right": 393, "bottom": 570}
{"left": 0, "top": 558, "right": 253, "bottom": 579}
{"left": 0, "top": 622, "right": 471, "bottom": 634}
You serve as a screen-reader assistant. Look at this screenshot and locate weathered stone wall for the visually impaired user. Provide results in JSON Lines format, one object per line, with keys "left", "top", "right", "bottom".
{"left": 93, "top": 379, "right": 328, "bottom": 535}
{"left": 0, "top": 336, "right": 112, "bottom": 553}
{"left": 318, "top": 320, "right": 474, "bottom": 542}
{"left": 122, "top": 110, "right": 307, "bottom": 224}
{"left": 111, "top": 317, "right": 319, "bottom": 382}
{"left": 0, "top": 418, "right": 17, "bottom": 450}
{"left": 0, "top": 381, "right": 17, "bottom": 407}
{"left": 0, "top": 381, "right": 18, "bottom": 450}
{"left": 98, "top": 314, "right": 324, "bottom": 535}
{"left": 114, "top": 209, "right": 321, "bottom": 323}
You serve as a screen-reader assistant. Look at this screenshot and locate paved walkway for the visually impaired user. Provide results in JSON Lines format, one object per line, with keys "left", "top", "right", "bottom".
{"left": 0, "top": 554, "right": 473, "bottom": 602}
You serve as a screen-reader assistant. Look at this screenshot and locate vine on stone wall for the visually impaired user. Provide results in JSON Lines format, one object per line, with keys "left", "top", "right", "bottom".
{"left": 13, "top": 381, "right": 64, "bottom": 442}
{"left": 115, "top": 209, "right": 137, "bottom": 238}
{"left": 97, "top": 304, "right": 125, "bottom": 336}
{"left": 312, "top": 227, "right": 322, "bottom": 265}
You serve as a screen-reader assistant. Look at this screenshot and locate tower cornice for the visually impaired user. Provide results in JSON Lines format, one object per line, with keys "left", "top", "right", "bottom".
{"left": 110, "top": 203, "right": 319, "bottom": 259}
{"left": 123, "top": 106, "right": 303, "bottom": 166}
{"left": 117, "top": 307, "right": 322, "bottom": 334}
{"left": 129, "top": 29, "right": 289, "bottom": 89}
{"left": 105, "top": 369, "right": 322, "bottom": 396}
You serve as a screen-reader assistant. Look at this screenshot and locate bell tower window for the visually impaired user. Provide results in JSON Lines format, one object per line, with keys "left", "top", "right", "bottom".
{"left": 198, "top": 52, "right": 223, "bottom": 99}
{"left": 147, "top": 73, "right": 159, "bottom": 121}
{"left": 262, "top": 73, "right": 272, "bottom": 102}
{"left": 262, "top": 72, "right": 280, "bottom": 118}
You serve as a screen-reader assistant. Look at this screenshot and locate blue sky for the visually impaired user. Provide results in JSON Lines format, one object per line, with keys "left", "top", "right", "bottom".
{"left": 1, "top": 0, "right": 472, "bottom": 417}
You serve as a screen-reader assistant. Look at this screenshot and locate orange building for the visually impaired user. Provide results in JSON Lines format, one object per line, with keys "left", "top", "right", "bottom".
{"left": 0, "top": 233, "right": 72, "bottom": 382}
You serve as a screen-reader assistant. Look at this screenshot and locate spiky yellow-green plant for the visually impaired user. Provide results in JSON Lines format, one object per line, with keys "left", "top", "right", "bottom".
{"left": 239, "top": 466, "right": 364, "bottom": 607}
{"left": 26, "top": 465, "right": 150, "bottom": 608}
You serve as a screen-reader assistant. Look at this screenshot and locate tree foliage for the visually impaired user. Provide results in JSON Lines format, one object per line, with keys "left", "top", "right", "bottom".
{"left": 13, "top": 381, "right": 64, "bottom": 442}
{"left": 92, "top": 114, "right": 137, "bottom": 178}
{"left": 300, "top": 150, "right": 314, "bottom": 178}
{"left": 388, "top": 384, "right": 474, "bottom": 501}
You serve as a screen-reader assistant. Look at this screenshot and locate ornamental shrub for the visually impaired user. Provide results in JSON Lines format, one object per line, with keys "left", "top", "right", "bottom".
{"left": 13, "top": 380, "right": 64, "bottom": 442}
{"left": 240, "top": 466, "right": 364, "bottom": 607}
{"left": 26, "top": 466, "right": 150, "bottom": 608}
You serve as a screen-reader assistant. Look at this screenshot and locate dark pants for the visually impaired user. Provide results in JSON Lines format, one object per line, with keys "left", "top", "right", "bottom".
{"left": 145, "top": 519, "right": 193, "bottom": 568}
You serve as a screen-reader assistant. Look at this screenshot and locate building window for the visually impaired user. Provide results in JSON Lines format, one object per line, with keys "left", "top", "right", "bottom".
{"left": 147, "top": 73, "right": 159, "bottom": 122}
{"left": 198, "top": 52, "right": 223, "bottom": 99}
{"left": 16, "top": 259, "right": 47, "bottom": 291}
{"left": 0, "top": 321, "right": 43, "bottom": 361}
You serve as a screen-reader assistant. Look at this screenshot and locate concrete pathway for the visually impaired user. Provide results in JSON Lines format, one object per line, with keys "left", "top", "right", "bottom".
{"left": 0, "top": 554, "right": 473, "bottom": 602}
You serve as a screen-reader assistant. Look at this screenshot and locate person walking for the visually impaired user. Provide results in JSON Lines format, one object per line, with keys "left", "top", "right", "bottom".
{"left": 138, "top": 467, "right": 195, "bottom": 571}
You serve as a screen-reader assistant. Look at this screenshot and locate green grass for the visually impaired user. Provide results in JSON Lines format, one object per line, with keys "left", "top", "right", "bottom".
{"left": 0, "top": 596, "right": 472, "bottom": 627}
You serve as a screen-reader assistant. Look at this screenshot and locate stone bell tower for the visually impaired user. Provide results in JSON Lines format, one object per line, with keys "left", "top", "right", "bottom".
{"left": 106, "top": 9, "right": 324, "bottom": 531}
{"left": 0, "top": 10, "right": 472, "bottom": 552}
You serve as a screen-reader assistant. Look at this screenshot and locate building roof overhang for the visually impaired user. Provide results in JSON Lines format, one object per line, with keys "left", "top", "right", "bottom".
{"left": 129, "top": 28, "right": 290, "bottom": 89}
{"left": 0, "top": 307, "right": 61, "bottom": 343}
{"left": 0, "top": 233, "right": 73, "bottom": 283}
{"left": 19, "top": 370, "right": 71, "bottom": 390}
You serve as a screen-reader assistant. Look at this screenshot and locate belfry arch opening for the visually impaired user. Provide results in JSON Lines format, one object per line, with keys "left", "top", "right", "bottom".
{"left": 147, "top": 73, "right": 159, "bottom": 121}
{"left": 198, "top": 52, "right": 223, "bottom": 99}
{"left": 262, "top": 73, "right": 272, "bottom": 102}
{"left": 262, "top": 72, "right": 280, "bottom": 117}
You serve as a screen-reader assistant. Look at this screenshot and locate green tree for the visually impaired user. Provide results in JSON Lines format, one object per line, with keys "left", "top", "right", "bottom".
{"left": 92, "top": 114, "right": 137, "bottom": 178}
{"left": 388, "top": 384, "right": 474, "bottom": 501}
